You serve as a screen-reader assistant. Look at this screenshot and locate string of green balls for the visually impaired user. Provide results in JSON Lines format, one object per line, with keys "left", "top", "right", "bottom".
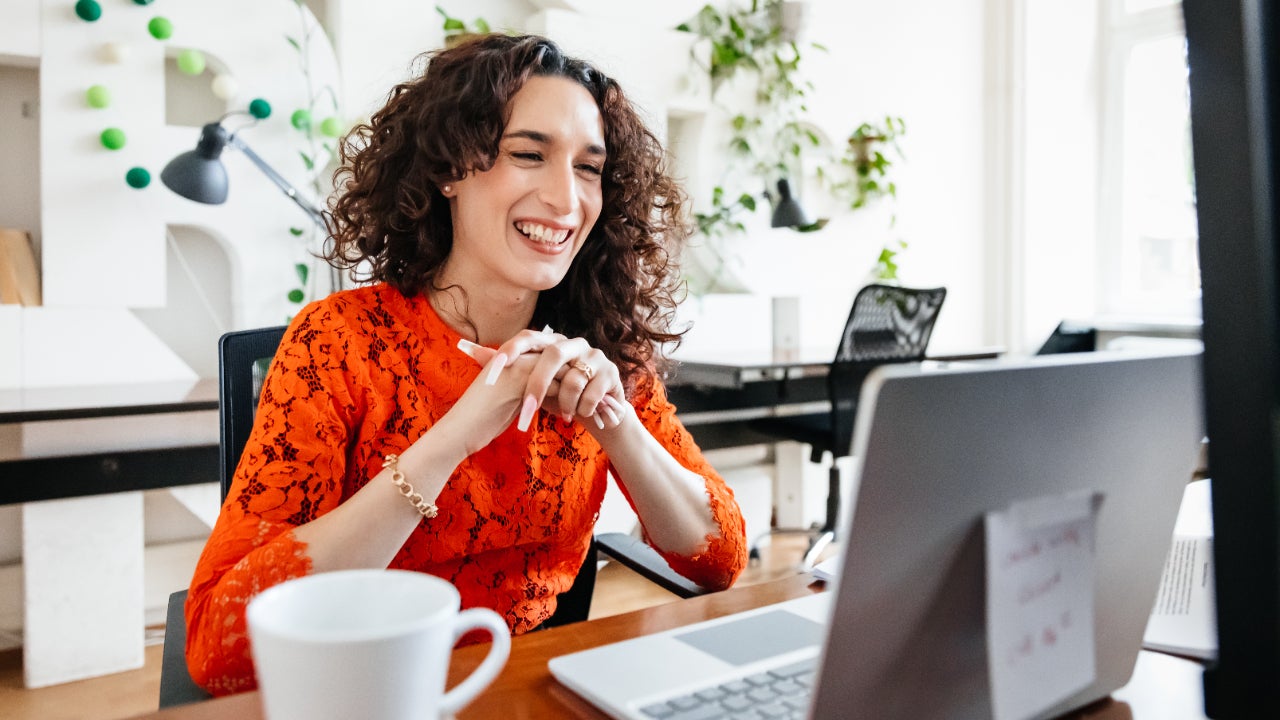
{"left": 125, "top": 167, "right": 151, "bottom": 189}
{"left": 86, "top": 84, "right": 111, "bottom": 109}
{"left": 74, "top": 0, "right": 102, "bottom": 22}
{"left": 249, "top": 99, "right": 272, "bottom": 120}
{"left": 148, "top": 16, "right": 173, "bottom": 40}
{"left": 100, "top": 127, "right": 126, "bottom": 150}
{"left": 176, "top": 49, "right": 206, "bottom": 76}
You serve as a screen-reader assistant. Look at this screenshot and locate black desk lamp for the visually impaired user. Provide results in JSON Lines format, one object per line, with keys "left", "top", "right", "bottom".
{"left": 769, "top": 178, "right": 811, "bottom": 229}
{"left": 161, "top": 120, "right": 326, "bottom": 230}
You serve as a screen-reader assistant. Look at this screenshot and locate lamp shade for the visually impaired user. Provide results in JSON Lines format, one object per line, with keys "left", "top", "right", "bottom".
{"left": 161, "top": 122, "right": 230, "bottom": 204}
{"left": 770, "top": 178, "right": 811, "bottom": 229}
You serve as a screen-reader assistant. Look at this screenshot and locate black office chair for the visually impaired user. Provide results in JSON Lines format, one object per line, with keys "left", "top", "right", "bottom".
{"left": 1036, "top": 321, "right": 1097, "bottom": 355}
{"left": 749, "top": 284, "right": 946, "bottom": 568}
{"left": 159, "top": 326, "right": 707, "bottom": 707}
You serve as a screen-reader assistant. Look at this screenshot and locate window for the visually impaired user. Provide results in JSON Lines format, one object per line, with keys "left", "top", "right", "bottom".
{"left": 1099, "top": 0, "right": 1198, "bottom": 317}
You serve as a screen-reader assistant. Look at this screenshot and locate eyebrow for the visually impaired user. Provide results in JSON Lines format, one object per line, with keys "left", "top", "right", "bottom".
{"left": 503, "top": 129, "right": 606, "bottom": 158}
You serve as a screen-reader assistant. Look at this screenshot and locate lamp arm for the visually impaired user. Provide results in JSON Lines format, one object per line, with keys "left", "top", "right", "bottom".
{"left": 226, "top": 133, "right": 327, "bottom": 230}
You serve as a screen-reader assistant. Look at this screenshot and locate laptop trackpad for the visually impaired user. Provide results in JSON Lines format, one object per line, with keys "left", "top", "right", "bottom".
{"left": 674, "top": 610, "right": 824, "bottom": 666}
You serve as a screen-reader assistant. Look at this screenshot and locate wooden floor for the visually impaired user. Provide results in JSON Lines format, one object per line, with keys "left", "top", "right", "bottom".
{"left": 0, "top": 535, "right": 820, "bottom": 720}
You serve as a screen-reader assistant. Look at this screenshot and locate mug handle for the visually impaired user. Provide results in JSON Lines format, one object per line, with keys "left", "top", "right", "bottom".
{"left": 439, "top": 608, "right": 512, "bottom": 714}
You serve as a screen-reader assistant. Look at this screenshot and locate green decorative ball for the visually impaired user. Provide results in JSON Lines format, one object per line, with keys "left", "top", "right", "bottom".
{"left": 248, "top": 98, "right": 272, "bottom": 119}
{"left": 319, "top": 116, "right": 343, "bottom": 138}
{"left": 100, "top": 127, "right": 126, "bottom": 150}
{"left": 74, "top": 0, "right": 102, "bottom": 22}
{"left": 85, "top": 85, "right": 111, "bottom": 109}
{"left": 132, "top": 0, "right": 155, "bottom": 5}
{"left": 125, "top": 167, "right": 151, "bottom": 189}
{"left": 176, "top": 49, "right": 205, "bottom": 76}
{"left": 287, "top": 289, "right": 305, "bottom": 304}
{"left": 148, "top": 16, "right": 173, "bottom": 40}
{"left": 289, "top": 109, "right": 312, "bottom": 130}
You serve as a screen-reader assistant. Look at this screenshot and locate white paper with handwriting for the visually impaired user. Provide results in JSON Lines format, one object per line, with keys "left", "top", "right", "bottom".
{"left": 985, "top": 492, "right": 1101, "bottom": 720}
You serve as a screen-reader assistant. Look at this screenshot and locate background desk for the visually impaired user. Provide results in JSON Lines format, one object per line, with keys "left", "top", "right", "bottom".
{"left": 0, "top": 379, "right": 219, "bottom": 505}
{"left": 126, "top": 574, "right": 1207, "bottom": 720}
{"left": 668, "top": 346, "right": 1003, "bottom": 450}
{"left": 0, "top": 379, "right": 219, "bottom": 687}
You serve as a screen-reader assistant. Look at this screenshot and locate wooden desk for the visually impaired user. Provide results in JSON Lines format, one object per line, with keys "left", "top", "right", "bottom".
{"left": 129, "top": 574, "right": 1207, "bottom": 720}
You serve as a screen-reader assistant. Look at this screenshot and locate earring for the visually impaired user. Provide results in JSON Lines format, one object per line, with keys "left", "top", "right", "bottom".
{"left": 442, "top": 184, "right": 452, "bottom": 195}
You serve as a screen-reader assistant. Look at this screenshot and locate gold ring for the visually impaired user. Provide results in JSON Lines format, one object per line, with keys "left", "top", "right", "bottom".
{"left": 570, "top": 359, "right": 595, "bottom": 381}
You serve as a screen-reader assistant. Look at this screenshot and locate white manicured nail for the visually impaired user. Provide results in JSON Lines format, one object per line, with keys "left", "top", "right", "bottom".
{"left": 484, "top": 352, "right": 508, "bottom": 385}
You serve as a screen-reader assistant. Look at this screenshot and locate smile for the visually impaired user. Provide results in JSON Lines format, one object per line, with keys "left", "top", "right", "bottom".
{"left": 515, "top": 221, "right": 573, "bottom": 246}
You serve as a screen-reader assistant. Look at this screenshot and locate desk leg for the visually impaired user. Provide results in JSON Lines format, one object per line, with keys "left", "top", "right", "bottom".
{"left": 773, "top": 442, "right": 809, "bottom": 529}
{"left": 22, "top": 492, "right": 144, "bottom": 687}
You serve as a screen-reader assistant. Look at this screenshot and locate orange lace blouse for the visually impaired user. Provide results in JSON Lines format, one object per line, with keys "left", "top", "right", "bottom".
{"left": 184, "top": 283, "right": 748, "bottom": 695}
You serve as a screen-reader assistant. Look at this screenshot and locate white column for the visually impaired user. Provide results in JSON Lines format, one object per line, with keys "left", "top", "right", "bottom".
{"left": 22, "top": 492, "right": 144, "bottom": 687}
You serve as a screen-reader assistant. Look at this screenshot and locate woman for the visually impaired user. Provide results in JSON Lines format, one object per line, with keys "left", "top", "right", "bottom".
{"left": 184, "top": 34, "right": 747, "bottom": 694}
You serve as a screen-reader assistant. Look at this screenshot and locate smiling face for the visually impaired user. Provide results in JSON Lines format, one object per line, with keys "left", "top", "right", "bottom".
{"left": 442, "top": 75, "right": 606, "bottom": 299}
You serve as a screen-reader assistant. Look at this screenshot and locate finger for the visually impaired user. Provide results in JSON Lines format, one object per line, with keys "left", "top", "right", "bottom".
{"left": 516, "top": 393, "right": 539, "bottom": 432}
{"left": 598, "top": 402, "right": 620, "bottom": 427}
{"left": 477, "top": 351, "right": 509, "bottom": 388}
{"left": 524, "top": 337, "right": 590, "bottom": 408}
{"left": 557, "top": 367, "right": 589, "bottom": 418}
{"left": 484, "top": 352, "right": 509, "bottom": 385}
{"left": 493, "top": 328, "right": 565, "bottom": 362}
{"left": 457, "top": 338, "right": 498, "bottom": 365}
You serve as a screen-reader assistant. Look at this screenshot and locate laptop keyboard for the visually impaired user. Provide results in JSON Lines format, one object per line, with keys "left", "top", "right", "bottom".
{"left": 637, "top": 657, "right": 817, "bottom": 720}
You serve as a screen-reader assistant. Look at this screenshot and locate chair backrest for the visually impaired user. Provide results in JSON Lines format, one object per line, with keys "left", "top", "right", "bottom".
{"left": 828, "top": 284, "right": 946, "bottom": 457}
{"left": 218, "top": 326, "right": 288, "bottom": 501}
{"left": 833, "top": 284, "right": 947, "bottom": 363}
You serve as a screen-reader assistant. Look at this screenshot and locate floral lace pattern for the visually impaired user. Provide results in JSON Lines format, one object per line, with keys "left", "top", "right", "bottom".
{"left": 185, "top": 284, "right": 747, "bottom": 694}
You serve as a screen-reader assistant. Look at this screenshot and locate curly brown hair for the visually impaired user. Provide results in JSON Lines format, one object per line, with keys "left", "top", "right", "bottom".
{"left": 325, "top": 33, "right": 689, "bottom": 388}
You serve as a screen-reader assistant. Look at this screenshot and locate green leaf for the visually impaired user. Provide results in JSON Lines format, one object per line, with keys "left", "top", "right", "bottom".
{"left": 435, "top": 6, "right": 449, "bottom": 20}
{"left": 295, "top": 263, "right": 309, "bottom": 284}
{"left": 289, "top": 227, "right": 305, "bottom": 237}
{"left": 474, "top": 18, "right": 491, "bottom": 33}
{"left": 285, "top": 36, "right": 300, "bottom": 52}
{"left": 797, "top": 218, "right": 829, "bottom": 233}
{"left": 739, "top": 194, "right": 757, "bottom": 212}
{"left": 299, "top": 151, "right": 314, "bottom": 171}
{"left": 287, "top": 288, "right": 305, "bottom": 304}
{"left": 443, "top": 18, "right": 465, "bottom": 31}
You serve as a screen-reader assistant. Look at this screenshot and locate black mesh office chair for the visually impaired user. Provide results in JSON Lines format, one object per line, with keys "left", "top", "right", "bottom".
{"left": 159, "top": 326, "right": 706, "bottom": 707}
{"left": 749, "top": 284, "right": 946, "bottom": 568}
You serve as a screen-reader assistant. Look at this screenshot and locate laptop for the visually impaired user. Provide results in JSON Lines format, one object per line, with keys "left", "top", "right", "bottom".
{"left": 549, "top": 350, "right": 1204, "bottom": 719}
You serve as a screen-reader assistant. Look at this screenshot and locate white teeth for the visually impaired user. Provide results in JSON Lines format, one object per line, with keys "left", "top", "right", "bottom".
{"left": 516, "top": 222, "right": 570, "bottom": 244}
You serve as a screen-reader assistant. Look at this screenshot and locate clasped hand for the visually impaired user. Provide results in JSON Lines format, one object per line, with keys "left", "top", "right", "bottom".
{"left": 453, "top": 328, "right": 629, "bottom": 442}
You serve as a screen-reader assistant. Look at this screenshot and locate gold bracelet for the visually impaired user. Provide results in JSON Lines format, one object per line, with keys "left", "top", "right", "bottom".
{"left": 383, "top": 453, "right": 438, "bottom": 519}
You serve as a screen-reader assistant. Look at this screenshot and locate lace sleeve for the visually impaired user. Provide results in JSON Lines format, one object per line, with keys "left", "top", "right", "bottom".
{"left": 618, "top": 374, "right": 748, "bottom": 591}
{"left": 184, "top": 304, "right": 360, "bottom": 694}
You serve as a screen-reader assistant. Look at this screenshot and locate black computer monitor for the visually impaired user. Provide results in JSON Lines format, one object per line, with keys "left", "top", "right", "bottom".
{"left": 1184, "top": 0, "right": 1280, "bottom": 715}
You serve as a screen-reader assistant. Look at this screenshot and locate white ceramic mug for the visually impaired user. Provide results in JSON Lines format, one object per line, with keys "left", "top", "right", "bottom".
{"left": 246, "top": 569, "right": 510, "bottom": 720}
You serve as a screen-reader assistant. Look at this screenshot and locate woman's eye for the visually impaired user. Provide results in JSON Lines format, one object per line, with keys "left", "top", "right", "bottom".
{"left": 512, "top": 152, "right": 542, "bottom": 162}
{"left": 577, "top": 164, "right": 604, "bottom": 176}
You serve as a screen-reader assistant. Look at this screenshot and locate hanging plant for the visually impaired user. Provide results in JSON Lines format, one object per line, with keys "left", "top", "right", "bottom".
{"left": 822, "top": 116, "right": 906, "bottom": 210}
{"left": 283, "top": 0, "right": 342, "bottom": 317}
{"left": 678, "top": 1, "right": 825, "bottom": 222}
{"left": 436, "top": 5, "right": 491, "bottom": 48}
